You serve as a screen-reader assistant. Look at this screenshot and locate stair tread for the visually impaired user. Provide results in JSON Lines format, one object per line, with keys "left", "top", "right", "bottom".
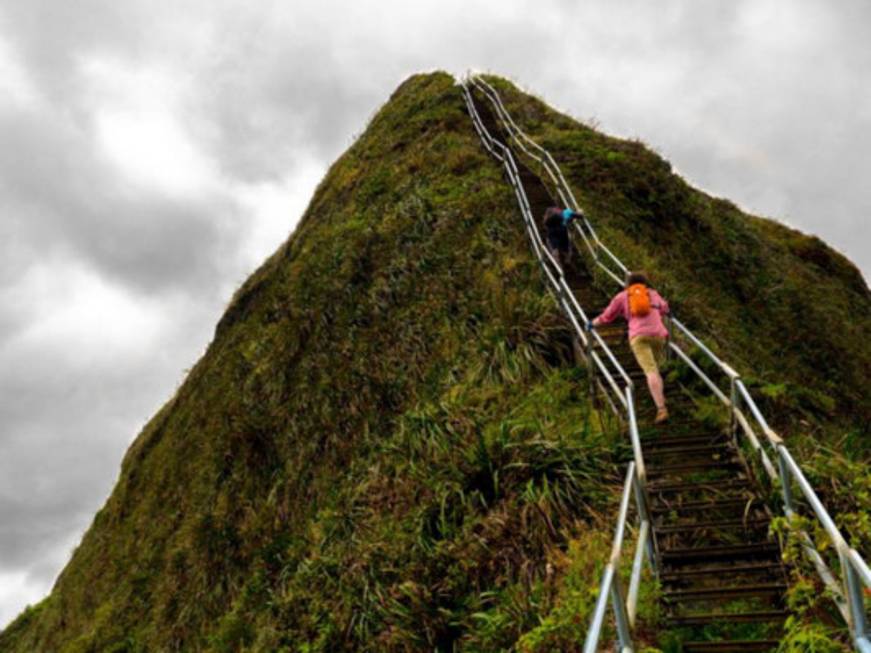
{"left": 652, "top": 497, "right": 761, "bottom": 513}
{"left": 667, "top": 609, "right": 788, "bottom": 625}
{"left": 664, "top": 541, "right": 778, "bottom": 554}
{"left": 664, "top": 582, "right": 787, "bottom": 600}
{"left": 650, "top": 478, "right": 752, "bottom": 493}
{"left": 662, "top": 542, "right": 780, "bottom": 565}
{"left": 644, "top": 428, "right": 725, "bottom": 438}
{"left": 656, "top": 517, "right": 770, "bottom": 533}
{"left": 647, "top": 444, "right": 732, "bottom": 456}
{"left": 644, "top": 438, "right": 729, "bottom": 452}
{"left": 648, "top": 460, "right": 740, "bottom": 474}
{"left": 661, "top": 561, "right": 784, "bottom": 581}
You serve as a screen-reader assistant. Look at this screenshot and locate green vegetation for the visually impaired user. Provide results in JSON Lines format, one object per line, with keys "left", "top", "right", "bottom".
{"left": 2, "top": 72, "right": 867, "bottom": 651}
{"left": 483, "top": 73, "right": 870, "bottom": 580}
{"left": 483, "top": 74, "right": 869, "bottom": 435}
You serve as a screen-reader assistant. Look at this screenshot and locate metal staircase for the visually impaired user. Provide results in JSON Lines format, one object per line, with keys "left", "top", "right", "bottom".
{"left": 460, "top": 74, "right": 871, "bottom": 652}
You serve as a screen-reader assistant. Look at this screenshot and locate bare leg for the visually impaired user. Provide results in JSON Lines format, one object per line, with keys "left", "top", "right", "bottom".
{"left": 646, "top": 371, "right": 666, "bottom": 410}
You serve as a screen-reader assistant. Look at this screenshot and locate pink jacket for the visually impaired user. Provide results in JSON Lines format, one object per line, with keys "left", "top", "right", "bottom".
{"left": 594, "top": 288, "right": 670, "bottom": 339}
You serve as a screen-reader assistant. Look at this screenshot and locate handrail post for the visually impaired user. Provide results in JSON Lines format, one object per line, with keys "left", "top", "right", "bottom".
{"left": 583, "top": 566, "right": 615, "bottom": 653}
{"left": 581, "top": 219, "right": 599, "bottom": 261}
{"left": 776, "top": 446, "right": 795, "bottom": 514}
{"left": 729, "top": 376, "right": 739, "bottom": 438}
{"left": 633, "top": 473, "right": 655, "bottom": 569}
{"left": 626, "top": 386, "right": 646, "bottom": 485}
{"left": 841, "top": 550, "right": 860, "bottom": 634}
{"left": 627, "top": 455, "right": 654, "bottom": 629}
{"left": 627, "top": 518, "right": 649, "bottom": 629}
{"left": 664, "top": 314, "right": 673, "bottom": 362}
{"left": 611, "top": 573, "right": 634, "bottom": 652}
{"left": 845, "top": 555, "right": 870, "bottom": 649}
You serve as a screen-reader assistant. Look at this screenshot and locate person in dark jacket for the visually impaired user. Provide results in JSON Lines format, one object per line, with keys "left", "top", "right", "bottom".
{"left": 542, "top": 207, "right": 580, "bottom": 270}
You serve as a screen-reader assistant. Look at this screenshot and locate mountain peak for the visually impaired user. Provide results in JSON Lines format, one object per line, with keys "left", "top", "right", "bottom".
{"left": 3, "top": 72, "right": 867, "bottom": 652}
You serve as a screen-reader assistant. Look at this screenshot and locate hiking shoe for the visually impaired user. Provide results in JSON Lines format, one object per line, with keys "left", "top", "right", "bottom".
{"left": 654, "top": 407, "right": 669, "bottom": 424}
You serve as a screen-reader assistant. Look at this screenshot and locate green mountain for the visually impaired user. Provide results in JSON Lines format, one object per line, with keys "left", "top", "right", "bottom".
{"left": 2, "top": 72, "right": 868, "bottom": 652}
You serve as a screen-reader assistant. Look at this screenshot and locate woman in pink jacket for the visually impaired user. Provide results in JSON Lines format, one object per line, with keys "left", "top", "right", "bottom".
{"left": 590, "top": 271, "right": 671, "bottom": 424}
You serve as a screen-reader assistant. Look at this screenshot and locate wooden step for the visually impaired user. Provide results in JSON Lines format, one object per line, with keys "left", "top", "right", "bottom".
{"left": 644, "top": 434, "right": 728, "bottom": 450}
{"left": 667, "top": 609, "right": 787, "bottom": 626}
{"left": 648, "top": 459, "right": 741, "bottom": 477}
{"left": 662, "top": 542, "right": 780, "bottom": 566}
{"left": 652, "top": 497, "right": 761, "bottom": 515}
{"left": 660, "top": 561, "right": 784, "bottom": 584}
{"left": 649, "top": 478, "right": 752, "bottom": 495}
{"left": 664, "top": 582, "right": 786, "bottom": 603}
{"left": 655, "top": 517, "right": 770, "bottom": 534}
{"left": 646, "top": 443, "right": 731, "bottom": 458}
{"left": 639, "top": 419, "right": 710, "bottom": 434}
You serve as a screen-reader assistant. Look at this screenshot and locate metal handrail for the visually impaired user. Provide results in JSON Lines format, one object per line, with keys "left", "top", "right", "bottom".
{"left": 462, "top": 80, "right": 648, "bottom": 486}
{"left": 464, "top": 78, "right": 647, "bottom": 479}
{"left": 469, "top": 72, "right": 871, "bottom": 651}
{"left": 471, "top": 77, "right": 576, "bottom": 207}
{"left": 464, "top": 80, "right": 655, "bottom": 651}
{"left": 584, "top": 463, "right": 652, "bottom": 653}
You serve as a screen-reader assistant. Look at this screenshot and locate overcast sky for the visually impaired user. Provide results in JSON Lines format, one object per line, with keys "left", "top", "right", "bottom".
{"left": 1, "top": 0, "right": 869, "bottom": 628}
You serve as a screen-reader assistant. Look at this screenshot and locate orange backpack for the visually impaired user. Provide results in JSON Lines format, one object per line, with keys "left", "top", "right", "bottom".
{"left": 627, "top": 283, "right": 651, "bottom": 317}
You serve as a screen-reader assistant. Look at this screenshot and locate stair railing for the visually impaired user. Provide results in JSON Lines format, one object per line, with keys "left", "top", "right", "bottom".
{"left": 469, "top": 73, "right": 871, "bottom": 652}
{"left": 462, "top": 78, "right": 649, "bottom": 481}
{"left": 469, "top": 76, "right": 626, "bottom": 288}
{"left": 465, "top": 76, "right": 652, "bottom": 489}
{"left": 584, "top": 462, "right": 650, "bottom": 653}
{"left": 461, "top": 80, "right": 654, "bottom": 649}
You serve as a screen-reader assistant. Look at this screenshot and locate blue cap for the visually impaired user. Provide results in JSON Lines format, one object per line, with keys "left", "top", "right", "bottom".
{"left": 562, "top": 208, "right": 573, "bottom": 220}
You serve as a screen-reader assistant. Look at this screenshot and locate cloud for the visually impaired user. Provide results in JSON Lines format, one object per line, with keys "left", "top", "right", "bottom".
{"left": 1, "top": 0, "right": 869, "bottom": 629}
{"left": 86, "top": 59, "right": 217, "bottom": 198}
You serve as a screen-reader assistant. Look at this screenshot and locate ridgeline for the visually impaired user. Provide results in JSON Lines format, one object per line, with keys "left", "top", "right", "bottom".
{"left": 2, "top": 72, "right": 868, "bottom": 652}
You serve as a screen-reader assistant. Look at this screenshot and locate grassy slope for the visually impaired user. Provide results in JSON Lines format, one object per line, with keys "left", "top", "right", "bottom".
{"left": 489, "top": 78, "right": 871, "bottom": 646}
{"left": 485, "top": 76, "right": 870, "bottom": 436}
{"left": 2, "top": 72, "right": 867, "bottom": 652}
{"left": 483, "top": 75, "right": 871, "bottom": 556}
{"left": 0, "top": 73, "right": 625, "bottom": 652}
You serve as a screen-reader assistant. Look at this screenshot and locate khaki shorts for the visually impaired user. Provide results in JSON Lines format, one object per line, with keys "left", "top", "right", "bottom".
{"left": 629, "top": 336, "right": 667, "bottom": 375}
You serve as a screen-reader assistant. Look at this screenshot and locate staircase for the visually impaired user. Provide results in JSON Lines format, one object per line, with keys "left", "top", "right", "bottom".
{"left": 466, "top": 84, "right": 789, "bottom": 651}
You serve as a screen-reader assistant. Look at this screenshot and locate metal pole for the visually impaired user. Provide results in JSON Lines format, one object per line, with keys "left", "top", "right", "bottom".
{"left": 665, "top": 314, "right": 673, "bottom": 362}
{"left": 844, "top": 554, "right": 868, "bottom": 638}
{"left": 626, "top": 386, "right": 646, "bottom": 485}
{"left": 777, "top": 447, "right": 795, "bottom": 514}
{"left": 583, "top": 565, "right": 615, "bottom": 653}
{"left": 586, "top": 337, "right": 596, "bottom": 403}
{"left": 627, "top": 518, "right": 649, "bottom": 628}
{"left": 633, "top": 474, "right": 655, "bottom": 569}
{"left": 611, "top": 574, "right": 634, "bottom": 653}
{"left": 729, "top": 376, "right": 739, "bottom": 438}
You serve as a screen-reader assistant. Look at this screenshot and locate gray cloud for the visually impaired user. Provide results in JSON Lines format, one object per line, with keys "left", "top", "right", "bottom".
{"left": 1, "top": 0, "right": 868, "bottom": 628}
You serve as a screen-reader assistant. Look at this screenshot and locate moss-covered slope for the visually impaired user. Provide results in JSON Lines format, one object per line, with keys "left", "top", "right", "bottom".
{"left": 483, "top": 75, "right": 869, "bottom": 435}
{"left": 2, "top": 72, "right": 867, "bottom": 652}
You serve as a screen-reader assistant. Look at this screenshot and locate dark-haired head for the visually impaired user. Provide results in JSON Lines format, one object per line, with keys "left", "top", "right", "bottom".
{"left": 625, "top": 271, "right": 650, "bottom": 288}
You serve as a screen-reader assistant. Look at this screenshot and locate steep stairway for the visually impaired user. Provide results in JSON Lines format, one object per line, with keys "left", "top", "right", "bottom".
{"left": 466, "top": 85, "right": 789, "bottom": 652}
